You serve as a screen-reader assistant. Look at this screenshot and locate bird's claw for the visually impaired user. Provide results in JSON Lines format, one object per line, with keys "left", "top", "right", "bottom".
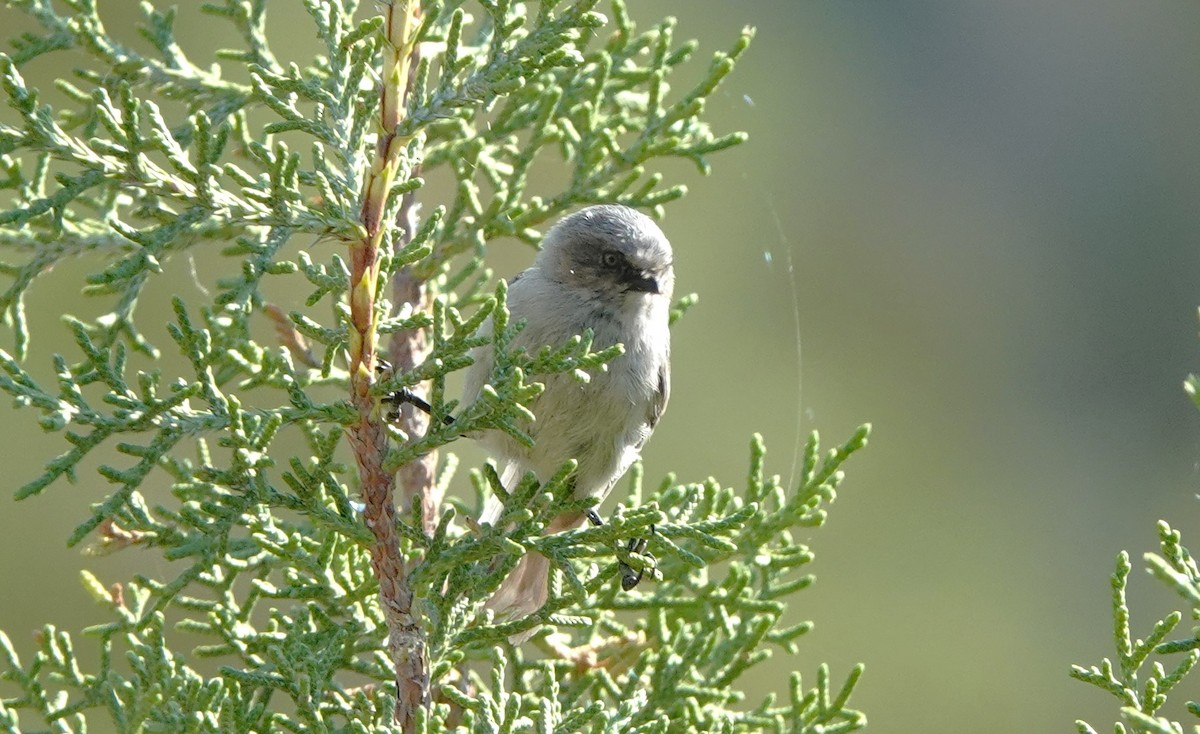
{"left": 619, "top": 537, "right": 657, "bottom": 591}
{"left": 376, "top": 357, "right": 451, "bottom": 426}
{"left": 587, "top": 509, "right": 656, "bottom": 591}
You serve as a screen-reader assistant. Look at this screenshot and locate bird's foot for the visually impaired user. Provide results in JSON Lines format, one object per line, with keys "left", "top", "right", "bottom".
{"left": 586, "top": 509, "right": 656, "bottom": 591}
{"left": 381, "top": 386, "right": 436, "bottom": 424}
{"left": 375, "top": 359, "right": 454, "bottom": 426}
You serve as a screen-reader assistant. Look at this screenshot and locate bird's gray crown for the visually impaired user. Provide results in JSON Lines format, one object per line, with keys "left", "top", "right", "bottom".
{"left": 536, "top": 205, "right": 674, "bottom": 297}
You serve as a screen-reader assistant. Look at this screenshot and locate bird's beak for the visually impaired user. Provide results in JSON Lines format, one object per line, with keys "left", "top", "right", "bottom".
{"left": 626, "top": 270, "right": 662, "bottom": 294}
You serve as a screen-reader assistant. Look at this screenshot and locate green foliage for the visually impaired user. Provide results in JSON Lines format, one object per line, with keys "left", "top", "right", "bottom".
{"left": 1071, "top": 525, "right": 1200, "bottom": 734}
{"left": 1071, "top": 356, "right": 1200, "bottom": 734}
{"left": 0, "top": 1, "right": 870, "bottom": 732}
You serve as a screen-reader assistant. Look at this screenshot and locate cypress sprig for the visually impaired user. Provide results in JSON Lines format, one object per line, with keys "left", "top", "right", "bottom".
{"left": 1073, "top": 328, "right": 1200, "bottom": 733}
{"left": 1072, "top": 533, "right": 1200, "bottom": 732}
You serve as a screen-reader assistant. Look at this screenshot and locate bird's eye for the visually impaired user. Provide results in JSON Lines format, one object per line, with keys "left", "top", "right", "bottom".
{"left": 601, "top": 251, "right": 622, "bottom": 268}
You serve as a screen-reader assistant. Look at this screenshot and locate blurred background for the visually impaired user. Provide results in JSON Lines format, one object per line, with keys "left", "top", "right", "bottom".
{"left": 5, "top": 1, "right": 1200, "bottom": 731}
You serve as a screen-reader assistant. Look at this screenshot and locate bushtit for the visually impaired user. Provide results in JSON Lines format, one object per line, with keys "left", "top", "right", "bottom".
{"left": 464, "top": 204, "right": 674, "bottom": 620}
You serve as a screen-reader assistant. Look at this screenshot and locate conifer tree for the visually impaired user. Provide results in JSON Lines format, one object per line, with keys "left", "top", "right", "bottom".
{"left": 0, "top": 2, "right": 869, "bottom": 731}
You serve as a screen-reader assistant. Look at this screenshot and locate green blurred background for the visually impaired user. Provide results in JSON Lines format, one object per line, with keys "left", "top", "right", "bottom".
{"left": 6, "top": 1, "right": 1200, "bottom": 731}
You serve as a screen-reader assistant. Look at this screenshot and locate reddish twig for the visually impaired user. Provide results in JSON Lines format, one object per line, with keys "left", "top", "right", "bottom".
{"left": 346, "top": 1, "right": 427, "bottom": 729}
{"left": 389, "top": 250, "right": 440, "bottom": 535}
{"left": 263, "top": 303, "right": 319, "bottom": 368}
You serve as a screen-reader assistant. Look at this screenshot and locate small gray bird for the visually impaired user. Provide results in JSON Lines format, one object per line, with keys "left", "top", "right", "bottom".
{"left": 463, "top": 204, "right": 674, "bottom": 619}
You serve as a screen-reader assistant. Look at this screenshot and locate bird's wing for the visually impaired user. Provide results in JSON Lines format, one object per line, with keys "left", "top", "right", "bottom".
{"left": 638, "top": 360, "right": 670, "bottom": 450}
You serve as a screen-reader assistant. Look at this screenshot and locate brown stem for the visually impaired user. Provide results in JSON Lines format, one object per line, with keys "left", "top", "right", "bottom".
{"left": 263, "top": 303, "right": 319, "bottom": 368}
{"left": 389, "top": 180, "right": 440, "bottom": 536}
{"left": 346, "top": 1, "right": 427, "bottom": 729}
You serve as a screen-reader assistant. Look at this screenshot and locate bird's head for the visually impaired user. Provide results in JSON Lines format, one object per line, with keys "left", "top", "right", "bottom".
{"left": 536, "top": 205, "right": 675, "bottom": 303}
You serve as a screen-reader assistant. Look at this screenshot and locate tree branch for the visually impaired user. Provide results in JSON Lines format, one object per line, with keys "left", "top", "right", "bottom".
{"left": 346, "top": 1, "right": 427, "bottom": 729}
{"left": 389, "top": 224, "right": 440, "bottom": 536}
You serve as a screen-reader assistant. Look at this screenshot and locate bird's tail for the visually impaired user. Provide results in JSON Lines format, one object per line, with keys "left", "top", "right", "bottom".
{"left": 483, "top": 510, "right": 585, "bottom": 642}
{"left": 484, "top": 551, "right": 551, "bottom": 621}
